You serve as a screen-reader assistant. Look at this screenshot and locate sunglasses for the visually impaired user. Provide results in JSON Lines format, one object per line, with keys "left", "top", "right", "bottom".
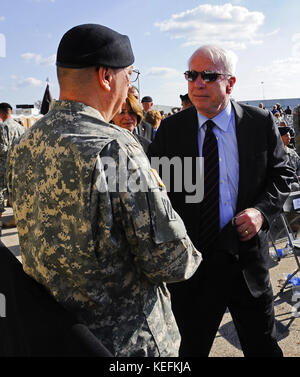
{"left": 184, "top": 70, "right": 230, "bottom": 83}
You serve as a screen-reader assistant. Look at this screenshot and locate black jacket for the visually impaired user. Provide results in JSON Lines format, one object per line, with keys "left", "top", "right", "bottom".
{"left": 137, "top": 120, "right": 154, "bottom": 141}
{"left": 136, "top": 134, "right": 151, "bottom": 154}
{"left": 148, "top": 101, "right": 294, "bottom": 297}
{"left": 0, "top": 241, "right": 112, "bottom": 356}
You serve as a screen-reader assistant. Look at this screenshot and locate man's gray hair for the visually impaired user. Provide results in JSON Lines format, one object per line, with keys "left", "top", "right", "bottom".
{"left": 188, "top": 45, "right": 238, "bottom": 76}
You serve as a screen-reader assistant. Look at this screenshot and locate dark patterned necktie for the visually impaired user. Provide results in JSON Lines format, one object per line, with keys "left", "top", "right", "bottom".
{"left": 199, "top": 120, "right": 220, "bottom": 252}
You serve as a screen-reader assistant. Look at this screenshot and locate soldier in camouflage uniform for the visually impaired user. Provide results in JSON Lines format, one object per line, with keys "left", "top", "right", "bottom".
{"left": 279, "top": 126, "right": 300, "bottom": 190}
{"left": 0, "top": 102, "right": 25, "bottom": 230}
{"left": 6, "top": 24, "right": 202, "bottom": 357}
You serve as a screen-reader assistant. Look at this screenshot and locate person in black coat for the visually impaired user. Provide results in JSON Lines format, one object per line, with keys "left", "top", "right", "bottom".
{"left": 0, "top": 241, "right": 112, "bottom": 356}
{"left": 148, "top": 44, "right": 294, "bottom": 357}
{"left": 139, "top": 96, "right": 155, "bottom": 141}
{"left": 144, "top": 109, "right": 162, "bottom": 139}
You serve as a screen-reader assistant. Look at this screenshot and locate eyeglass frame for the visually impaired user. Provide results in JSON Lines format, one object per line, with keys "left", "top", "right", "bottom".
{"left": 184, "top": 70, "right": 232, "bottom": 83}
{"left": 95, "top": 66, "right": 140, "bottom": 83}
{"left": 130, "top": 68, "right": 140, "bottom": 83}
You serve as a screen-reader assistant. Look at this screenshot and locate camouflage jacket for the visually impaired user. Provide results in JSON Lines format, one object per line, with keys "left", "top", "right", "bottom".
{"left": 285, "top": 146, "right": 300, "bottom": 182}
{"left": 0, "top": 118, "right": 25, "bottom": 187}
{"left": 7, "top": 100, "right": 201, "bottom": 357}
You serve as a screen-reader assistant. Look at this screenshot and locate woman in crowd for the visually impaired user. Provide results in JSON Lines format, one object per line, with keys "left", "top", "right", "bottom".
{"left": 112, "top": 93, "right": 150, "bottom": 153}
{"left": 144, "top": 109, "right": 162, "bottom": 138}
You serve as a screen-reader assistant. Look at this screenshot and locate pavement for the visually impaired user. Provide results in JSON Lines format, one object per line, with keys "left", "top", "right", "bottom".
{"left": 210, "top": 251, "right": 300, "bottom": 357}
{"left": 1, "top": 206, "right": 300, "bottom": 357}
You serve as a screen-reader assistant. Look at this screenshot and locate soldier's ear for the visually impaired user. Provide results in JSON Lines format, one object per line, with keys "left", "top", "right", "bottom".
{"left": 98, "top": 67, "right": 112, "bottom": 92}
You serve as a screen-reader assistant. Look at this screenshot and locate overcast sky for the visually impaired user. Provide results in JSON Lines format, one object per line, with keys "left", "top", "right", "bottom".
{"left": 1, "top": 0, "right": 300, "bottom": 108}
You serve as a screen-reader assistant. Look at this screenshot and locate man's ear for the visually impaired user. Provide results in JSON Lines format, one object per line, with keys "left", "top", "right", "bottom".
{"left": 226, "top": 76, "right": 236, "bottom": 94}
{"left": 98, "top": 67, "right": 112, "bottom": 92}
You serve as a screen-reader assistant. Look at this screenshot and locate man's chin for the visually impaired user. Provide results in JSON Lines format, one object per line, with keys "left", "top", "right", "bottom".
{"left": 193, "top": 102, "right": 208, "bottom": 113}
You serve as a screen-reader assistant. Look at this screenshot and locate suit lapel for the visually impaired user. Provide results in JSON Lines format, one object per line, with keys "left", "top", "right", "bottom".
{"left": 231, "top": 101, "right": 252, "bottom": 212}
{"left": 184, "top": 106, "right": 199, "bottom": 157}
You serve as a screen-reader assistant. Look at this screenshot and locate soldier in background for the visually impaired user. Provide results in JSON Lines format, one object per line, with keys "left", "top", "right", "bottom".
{"left": 128, "top": 86, "right": 154, "bottom": 141}
{"left": 278, "top": 126, "right": 300, "bottom": 190}
{"left": 0, "top": 102, "right": 25, "bottom": 232}
{"left": 293, "top": 104, "right": 300, "bottom": 153}
{"left": 180, "top": 93, "right": 193, "bottom": 111}
{"left": 6, "top": 24, "right": 201, "bottom": 357}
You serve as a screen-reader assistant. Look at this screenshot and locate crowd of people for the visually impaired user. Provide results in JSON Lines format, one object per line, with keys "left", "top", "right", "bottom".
{"left": 267, "top": 102, "right": 300, "bottom": 191}
{"left": 1, "top": 23, "right": 299, "bottom": 358}
{"left": 0, "top": 102, "right": 25, "bottom": 234}
{"left": 271, "top": 103, "right": 292, "bottom": 117}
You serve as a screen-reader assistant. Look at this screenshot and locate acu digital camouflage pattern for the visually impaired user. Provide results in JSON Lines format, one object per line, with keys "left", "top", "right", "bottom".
{"left": 285, "top": 146, "right": 300, "bottom": 182}
{"left": 0, "top": 118, "right": 25, "bottom": 212}
{"left": 7, "top": 100, "right": 201, "bottom": 357}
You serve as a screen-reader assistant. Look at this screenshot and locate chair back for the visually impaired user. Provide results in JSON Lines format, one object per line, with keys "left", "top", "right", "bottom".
{"left": 282, "top": 191, "right": 300, "bottom": 213}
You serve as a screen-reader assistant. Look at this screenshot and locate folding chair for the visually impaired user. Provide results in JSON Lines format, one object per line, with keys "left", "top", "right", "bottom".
{"left": 268, "top": 231, "right": 281, "bottom": 262}
{"left": 276, "top": 191, "right": 300, "bottom": 292}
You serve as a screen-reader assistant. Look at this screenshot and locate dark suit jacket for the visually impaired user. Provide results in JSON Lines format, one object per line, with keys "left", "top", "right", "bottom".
{"left": 0, "top": 241, "right": 112, "bottom": 356}
{"left": 137, "top": 120, "right": 154, "bottom": 141}
{"left": 136, "top": 134, "right": 151, "bottom": 154}
{"left": 148, "top": 101, "right": 294, "bottom": 297}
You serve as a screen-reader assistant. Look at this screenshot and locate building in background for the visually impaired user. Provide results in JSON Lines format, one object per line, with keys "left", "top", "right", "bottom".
{"left": 12, "top": 104, "right": 42, "bottom": 129}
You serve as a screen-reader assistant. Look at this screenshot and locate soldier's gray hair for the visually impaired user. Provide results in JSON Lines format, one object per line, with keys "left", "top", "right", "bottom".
{"left": 188, "top": 45, "right": 238, "bottom": 76}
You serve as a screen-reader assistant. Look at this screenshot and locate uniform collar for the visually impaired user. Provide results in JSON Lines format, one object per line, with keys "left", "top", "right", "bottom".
{"left": 50, "top": 100, "right": 105, "bottom": 122}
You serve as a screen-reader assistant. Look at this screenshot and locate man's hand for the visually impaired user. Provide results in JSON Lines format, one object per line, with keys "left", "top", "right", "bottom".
{"left": 233, "top": 208, "right": 264, "bottom": 242}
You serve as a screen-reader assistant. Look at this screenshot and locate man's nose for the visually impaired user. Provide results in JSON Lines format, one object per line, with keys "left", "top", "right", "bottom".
{"left": 194, "top": 74, "right": 206, "bottom": 88}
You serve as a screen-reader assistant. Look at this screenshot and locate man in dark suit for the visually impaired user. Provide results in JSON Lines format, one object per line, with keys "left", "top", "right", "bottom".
{"left": 137, "top": 118, "right": 153, "bottom": 141}
{"left": 141, "top": 95, "right": 154, "bottom": 113}
{"left": 148, "top": 45, "right": 294, "bottom": 357}
{"left": 139, "top": 96, "right": 154, "bottom": 141}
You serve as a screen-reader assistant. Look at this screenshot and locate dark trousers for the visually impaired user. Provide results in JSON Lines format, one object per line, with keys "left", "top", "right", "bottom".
{"left": 169, "top": 252, "right": 283, "bottom": 357}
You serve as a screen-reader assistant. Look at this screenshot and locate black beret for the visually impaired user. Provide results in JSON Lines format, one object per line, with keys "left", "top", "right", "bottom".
{"left": 0, "top": 102, "right": 13, "bottom": 111}
{"left": 56, "top": 24, "right": 134, "bottom": 69}
{"left": 278, "top": 126, "right": 291, "bottom": 136}
{"left": 141, "top": 96, "right": 153, "bottom": 103}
